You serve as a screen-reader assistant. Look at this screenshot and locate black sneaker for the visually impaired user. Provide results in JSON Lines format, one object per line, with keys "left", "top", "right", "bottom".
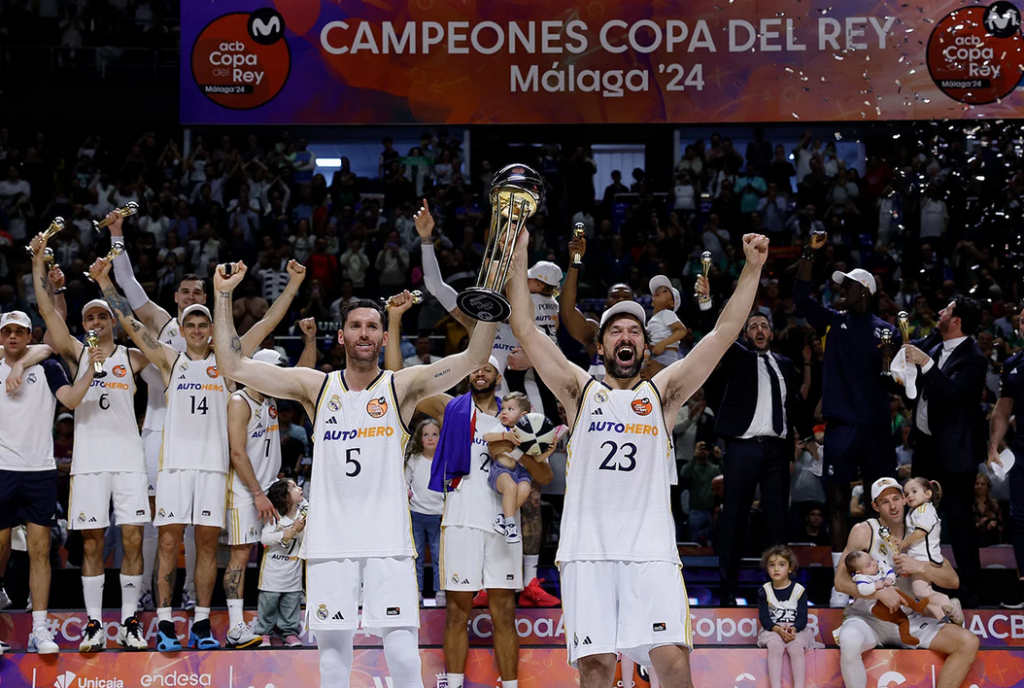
{"left": 1001, "top": 589, "right": 1024, "bottom": 609}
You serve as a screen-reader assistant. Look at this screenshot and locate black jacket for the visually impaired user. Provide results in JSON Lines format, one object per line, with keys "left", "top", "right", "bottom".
{"left": 711, "top": 340, "right": 807, "bottom": 440}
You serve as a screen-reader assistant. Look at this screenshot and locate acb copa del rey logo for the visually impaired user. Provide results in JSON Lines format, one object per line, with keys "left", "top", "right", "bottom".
{"left": 191, "top": 7, "right": 290, "bottom": 109}
{"left": 927, "top": 1, "right": 1024, "bottom": 105}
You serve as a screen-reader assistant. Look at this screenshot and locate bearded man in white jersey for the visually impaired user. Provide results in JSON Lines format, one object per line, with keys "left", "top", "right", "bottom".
{"left": 105, "top": 212, "right": 305, "bottom": 610}
{"left": 833, "top": 478, "right": 978, "bottom": 688}
{"left": 223, "top": 322, "right": 317, "bottom": 648}
{"left": 212, "top": 263, "right": 497, "bottom": 688}
{"left": 90, "top": 257, "right": 289, "bottom": 651}
{"left": 508, "top": 230, "right": 769, "bottom": 688}
{"left": 30, "top": 231, "right": 151, "bottom": 651}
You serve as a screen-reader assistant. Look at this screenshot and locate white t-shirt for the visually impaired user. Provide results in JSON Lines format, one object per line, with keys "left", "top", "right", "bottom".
{"left": 259, "top": 513, "right": 304, "bottom": 593}
{"left": 0, "top": 359, "right": 67, "bottom": 471}
{"left": 920, "top": 198, "right": 948, "bottom": 238}
{"left": 648, "top": 309, "right": 682, "bottom": 350}
{"left": 906, "top": 502, "right": 943, "bottom": 564}
{"left": 406, "top": 453, "right": 444, "bottom": 515}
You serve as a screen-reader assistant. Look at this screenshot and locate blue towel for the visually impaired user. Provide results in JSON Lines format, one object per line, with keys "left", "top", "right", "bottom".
{"left": 428, "top": 393, "right": 500, "bottom": 493}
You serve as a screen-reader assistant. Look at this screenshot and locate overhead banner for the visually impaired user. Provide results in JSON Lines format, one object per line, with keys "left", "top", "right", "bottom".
{"left": 180, "top": 0, "right": 1024, "bottom": 124}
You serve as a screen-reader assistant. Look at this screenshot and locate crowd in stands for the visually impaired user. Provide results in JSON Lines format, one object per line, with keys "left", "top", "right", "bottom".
{"left": 1, "top": 119, "right": 1022, "bottom": 592}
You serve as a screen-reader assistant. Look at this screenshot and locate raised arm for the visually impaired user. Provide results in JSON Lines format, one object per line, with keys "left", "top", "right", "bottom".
{"left": 30, "top": 233, "right": 82, "bottom": 365}
{"left": 653, "top": 234, "right": 767, "bottom": 418}
{"left": 107, "top": 210, "right": 173, "bottom": 333}
{"left": 559, "top": 234, "right": 599, "bottom": 347}
{"left": 227, "top": 395, "right": 277, "bottom": 524}
{"left": 416, "top": 199, "right": 476, "bottom": 333}
{"left": 508, "top": 230, "right": 590, "bottom": 422}
{"left": 213, "top": 262, "right": 325, "bottom": 413}
{"left": 54, "top": 348, "right": 101, "bottom": 409}
{"left": 296, "top": 317, "right": 318, "bottom": 369}
{"left": 239, "top": 260, "right": 306, "bottom": 354}
{"left": 92, "top": 259, "right": 177, "bottom": 379}
{"left": 384, "top": 291, "right": 416, "bottom": 372}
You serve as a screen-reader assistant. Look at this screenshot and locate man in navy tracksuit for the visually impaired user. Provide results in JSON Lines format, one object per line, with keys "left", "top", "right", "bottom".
{"left": 794, "top": 233, "right": 897, "bottom": 606}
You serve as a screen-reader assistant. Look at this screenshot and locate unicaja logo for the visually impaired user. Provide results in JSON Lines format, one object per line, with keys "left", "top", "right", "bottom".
{"left": 55, "top": 673, "right": 76, "bottom": 688}
{"left": 54, "top": 674, "right": 124, "bottom": 688}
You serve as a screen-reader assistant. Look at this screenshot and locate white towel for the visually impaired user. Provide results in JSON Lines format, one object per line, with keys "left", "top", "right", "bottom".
{"left": 890, "top": 347, "right": 918, "bottom": 399}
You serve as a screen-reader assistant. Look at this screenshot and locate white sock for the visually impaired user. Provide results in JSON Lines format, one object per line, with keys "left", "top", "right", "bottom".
{"left": 157, "top": 606, "right": 173, "bottom": 623}
{"left": 317, "top": 629, "right": 355, "bottom": 688}
{"left": 523, "top": 555, "right": 539, "bottom": 584}
{"left": 227, "top": 598, "right": 244, "bottom": 626}
{"left": 502, "top": 681, "right": 519, "bottom": 688}
{"left": 82, "top": 574, "right": 105, "bottom": 621}
{"left": 120, "top": 574, "right": 143, "bottom": 622}
{"left": 446, "top": 673, "right": 465, "bottom": 688}
{"left": 183, "top": 526, "right": 196, "bottom": 593}
{"left": 141, "top": 522, "right": 158, "bottom": 595}
{"left": 382, "top": 627, "right": 422, "bottom": 688}
{"left": 194, "top": 605, "right": 210, "bottom": 623}
{"left": 32, "top": 610, "right": 48, "bottom": 630}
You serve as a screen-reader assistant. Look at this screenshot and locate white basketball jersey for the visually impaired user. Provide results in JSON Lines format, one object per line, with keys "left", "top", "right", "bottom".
{"left": 142, "top": 317, "right": 187, "bottom": 432}
{"left": 762, "top": 582, "right": 805, "bottom": 626}
{"left": 160, "top": 351, "right": 229, "bottom": 472}
{"left": 301, "top": 369, "right": 413, "bottom": 559}
{"left": 71, "top": 345, "right": 144, "bottom": 474}
{"left": 0, "top": 360, "right": 59, "bottom": 471}
{"left": 228, "top": 390, "right": 282, "bottom": 508}
{"left": 557, "top": 379, "right": 678, "bottom": 565}
{"left": 441, "top": 401, "right": 506, "bottom": 531}
{"left": 531, "top": 292, "right": 559, "bottom": 344}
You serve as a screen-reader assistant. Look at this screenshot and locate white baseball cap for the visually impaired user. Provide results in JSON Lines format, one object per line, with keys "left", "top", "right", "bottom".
{"left": 527, "top": 261, "right": 564, "bottom": 287}
{"left": 81, "top": 299, "right": 113, "bottom": 319}
{"left": 253, "top": 349, "right": 286, "bottom": 367}
{"left": 832, "top": 268, "right": 877, "bottom": 295}
{"left": 181, "top": 304, "right": 213, "bottom": 322}
{"left": 870, "top": 477, "right": 903, "bottom": 502}
{"left": 0, "top": 311, "right": 32, "bottom": 331}
{"left": 599, "top": 301, "right": 647, "bottom": 329}
{"left": 487, "top": 355, "right": 505, "bottom": 376}
{"left": 649, "top": 276, "right": 681, "bottom": 312}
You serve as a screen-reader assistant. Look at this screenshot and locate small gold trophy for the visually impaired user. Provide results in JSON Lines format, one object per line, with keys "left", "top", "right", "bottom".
{"left": 93, "top": 201, "right": 139, "bottom": 232}
{"left": 24, "top": 217, "right": 65, "bottom": 257}
{"left": 42, "top": 248, "right": 56, "bottom": 274}
{"left": 570, "top": 222, "right": 586, "bottom": 269}
{"left": 897, "top": 311, "right": 911, "bottom": 343}
{"left": 697, "top": 251, "right": 712, "bottom": 305}
{"left": 84, "top": 245, "right": 124, "bottom": 283}
{"left": 880, "top": 329, "right": 893, "bottom": 376}
{"left": 382, "top": 290, "right": 423, "bottom": 308}
{"left": 84, "top": 329, "right": 107, "bottom": 379}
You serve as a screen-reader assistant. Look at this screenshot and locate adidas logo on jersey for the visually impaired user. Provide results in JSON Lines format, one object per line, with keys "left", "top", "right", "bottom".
{"left": 178, "top": 375, "right": 187, "bottom": 380}
{"left": 326, "top": 416, "right": 338, "bottom": 425}
{"left": 582, "top": 636, "right": 593, "bottom": 645}
{"left": 89, "top": 517, "right": 98, "bottom": 522}
{"left": 591, "top": 408, "right": 603, "bottom": 415}
{"left": 332, "top": 611, "right": 344, "bottom": 620}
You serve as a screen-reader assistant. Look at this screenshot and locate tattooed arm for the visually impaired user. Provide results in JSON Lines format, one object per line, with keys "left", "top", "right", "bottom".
{"left": 30, "top": 233, "right": 83, "bottom": 368}
{"left": 90, "top": 258, "right": 177, "bottom": 385}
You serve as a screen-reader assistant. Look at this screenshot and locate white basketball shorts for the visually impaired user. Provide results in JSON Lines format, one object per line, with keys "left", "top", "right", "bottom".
{"left": 68, "top": 471, "right": 150, "bottom": 529}
{"left": 154, "top": 469, "right": 226, "bottom": 528}
{"left": 226, "top": 502, "right": 261, "bottom": 546}
{"left": 440, "top": 525, "right": 522, "bottom": 592}
{"left": 142, "top": 428, "right": 161, "bottom": 497}
{"left": 305, "top": 557, "right": 420, "bottom": 635}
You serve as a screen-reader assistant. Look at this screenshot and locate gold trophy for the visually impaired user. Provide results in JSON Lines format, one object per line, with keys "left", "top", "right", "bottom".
{"left": 93, "top": 201, "right": 139, "bottom": 231}
{"left": 84, "top": 245, "right": 124, "bottom": 283}
{"left": 570, "top": 222, "right": 586, "bottom": 269}
{"left": 43, "top": 248, "right": 56, "bottom": 274}
{"left": 84, "top": 329, "right": 107, "bottom": 379}
{"left": 455, "top": 164, "right": 544, "bottom": 322}
{"left": 383, "top": 290, "right": 423, "bottom": 308}
{"left": 696, "top": 251, "right": 712, "bottom": 305}
{"left": 897, "top": 311, "right": 911, "bottom": 343}
{"left": 24, "top": 217, "right": 65, "bottom": 257}
{"left": 880, "top": 329, "right": 893, "bottom": 376}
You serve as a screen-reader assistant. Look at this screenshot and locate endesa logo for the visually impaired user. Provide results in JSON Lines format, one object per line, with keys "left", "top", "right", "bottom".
{"left": 191, "top": 8, "right": 290, "bottom": 110}
{"left": 140, "top": 672, "right": 213, "bottom": 687}
{"left": 323, "top": 426, "right": 395, "bottom": 441}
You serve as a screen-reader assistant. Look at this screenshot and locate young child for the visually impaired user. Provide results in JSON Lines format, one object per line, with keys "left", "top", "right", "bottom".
{"left": 845, "top": 550, "right": 897, "bottom": 596}
{"left": 757, "top": 546, "right": 817, "bottom": 688}
{"left": 255, "top": 478, "right": 306, "bottom": 647}
{"left": 646, "top": 275, "right": 687, "bottom": 377}
{"left": 484, "top": 392, "right": 552, "bottom": 544}
{"left": 898, "top": 477, "right": 962, "bottom": 624}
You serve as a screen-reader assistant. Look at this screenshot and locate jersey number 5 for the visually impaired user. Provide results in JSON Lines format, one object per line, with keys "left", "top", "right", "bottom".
{"left": 345, "top": 448, "right": 361, "bottom": 477}
{"left": 598, "top": 441, "right": 637, "bottom": 472}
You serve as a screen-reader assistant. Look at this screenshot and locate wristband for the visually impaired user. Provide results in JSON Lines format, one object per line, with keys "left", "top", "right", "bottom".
{"left": 54, "top": 287, "right": 67, "bottom": 294}
{"left": 801, "top": 246, "right": 816, "bottom": 260}
{"left": 421, "top": 237, "right": 433, "bottom": 245}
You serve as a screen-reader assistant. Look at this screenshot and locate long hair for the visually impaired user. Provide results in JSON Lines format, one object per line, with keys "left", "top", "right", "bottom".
{"left": 907, "top": 476, "right": 943, "bottom": 507}
{"left": 266, "top": 479, "right": 294, "bottom": 517}
{"left": 405, "top": 418, "right": 441, "bottom": 465}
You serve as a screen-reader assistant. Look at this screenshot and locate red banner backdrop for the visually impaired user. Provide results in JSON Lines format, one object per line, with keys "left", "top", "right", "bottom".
{"left": 0, "top": 648, "right": 1017, "bottom": 688}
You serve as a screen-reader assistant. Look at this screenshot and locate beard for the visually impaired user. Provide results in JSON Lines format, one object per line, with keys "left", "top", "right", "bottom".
{"left": 471, "top": 378, "right": 497, "bottom": 396}
{"left": 605, "top": 344, "right": 643, "bottom": 379}
{"left": 346, "top": 340, "right": 381, "bottom": 365}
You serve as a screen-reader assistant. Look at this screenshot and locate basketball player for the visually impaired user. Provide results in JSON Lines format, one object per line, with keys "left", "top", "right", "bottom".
{"left": 90, "top": 257, "right": 288, "bottom": 651}
{"left": 212, "top": 263, "right": 497, "bottom": 688}
{"left": 105, "top": 211, "right": 305, "bottom": 610}
{"left": 0, "top": 311, "right": 97, "bottom": 654}
{"left": 224, "top": 320, "right": 317, "bottom": 648}
{"left": 508, "top": 230, "right": 769, "bottom": 687}
{"left": 30, "top": 233, "right": 150, "bottom": 651}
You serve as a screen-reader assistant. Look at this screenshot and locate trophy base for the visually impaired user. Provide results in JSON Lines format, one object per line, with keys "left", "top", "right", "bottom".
{"left": 457, "top": 288, "right": 511, "bottom": 323}
{"left": 93, "top": 371, "right": 108, "bottom": 379}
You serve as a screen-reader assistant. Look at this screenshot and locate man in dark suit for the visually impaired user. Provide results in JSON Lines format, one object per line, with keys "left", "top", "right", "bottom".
{"left": 904, "top": 296, "right": 985, "bottom": 604}
{"left": 709, "top": 311, "right": 807, "bottom": 605}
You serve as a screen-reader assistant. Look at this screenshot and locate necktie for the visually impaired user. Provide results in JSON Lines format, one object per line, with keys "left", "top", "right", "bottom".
{"left": 762, "top": 353, "right": 785, "bottom": 436}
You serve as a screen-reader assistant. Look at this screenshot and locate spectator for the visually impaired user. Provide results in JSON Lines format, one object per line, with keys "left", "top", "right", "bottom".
{"left": 679, "top": 440, "right": 722, "bottom": 545}
{"left": 973, "top": 473, "right": 1003, "bottom": 548}
{"left": 403, "top": 334, "right": 441, "bottom": 368}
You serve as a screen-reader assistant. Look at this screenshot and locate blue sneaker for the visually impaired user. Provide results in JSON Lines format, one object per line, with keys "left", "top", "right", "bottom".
{"left": 188, "top": 619, "right": 220, "bottom": 650}
{"left": 157, "top": 620, "right": 182, "bottom": 652}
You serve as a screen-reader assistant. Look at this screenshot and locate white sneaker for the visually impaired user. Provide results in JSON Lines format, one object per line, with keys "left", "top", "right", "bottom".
{"left": 0, "top": 638, "right": 9, "bottom": 655}
{"left": 829, "top": 587, "right": 851, "bottom": 608}
{"left": 226, "top": 621, "right": 261, "bottom": 648}
{"left": 504, "top": 521, "right": 521, "bottom": 544}
{"left": 181, "top": 588, "right": 196, "bottom": 611}
{"left": 117, "top": 617, "right": 148, "bottom": 650}
{"left": 79, "top": 619, "right": 106, "bottom": 652}
{"left": 28, "top": 626, "right": 59, "bottom": 654}
{"left": 0, "top": 586, "right": 11, "bottom": 610}
{"left": 435, "top": 591, "right": 446, "bottom": 608}
{"left": 493, "top": 513, "right": 507, "bottom": 536}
